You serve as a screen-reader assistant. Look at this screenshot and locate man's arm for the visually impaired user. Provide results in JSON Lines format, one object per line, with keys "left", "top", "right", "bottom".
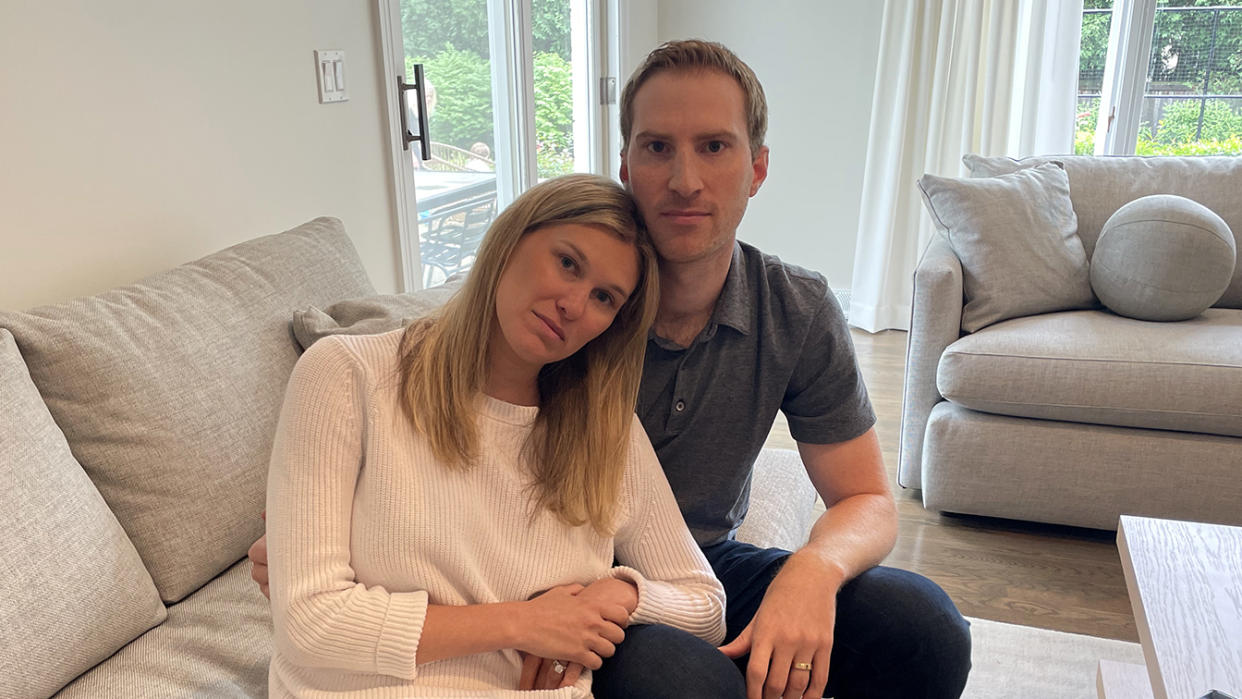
{"left": 719, "top": 426, "right": 896, "bottom": 699}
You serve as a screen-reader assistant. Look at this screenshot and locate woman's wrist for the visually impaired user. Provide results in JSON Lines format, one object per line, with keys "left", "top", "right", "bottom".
{"left": 500, "top": 600, "right": 530, "bottom": 649}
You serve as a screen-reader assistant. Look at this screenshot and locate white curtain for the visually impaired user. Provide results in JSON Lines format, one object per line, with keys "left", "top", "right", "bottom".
{"left": 848, "top": 0, "right": 1084, "bottom": 333}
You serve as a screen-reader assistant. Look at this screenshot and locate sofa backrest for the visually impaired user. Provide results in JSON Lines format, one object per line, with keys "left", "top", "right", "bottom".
{"left": 965, "top": 155, "right": 1242, "bottom": 309}
{"left": 0, "top": 217, "right": 376, "bottom": 603}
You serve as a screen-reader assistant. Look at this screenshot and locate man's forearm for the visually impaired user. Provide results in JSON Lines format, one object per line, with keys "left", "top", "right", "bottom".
{"left": 792, "top": 492, "right": 897, "bottom": 588}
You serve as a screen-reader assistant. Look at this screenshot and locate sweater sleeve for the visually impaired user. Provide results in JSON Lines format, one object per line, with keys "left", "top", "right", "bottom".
{"left": 609, "top": 416, "right": 727, "bottom": 645}
{"left": 266, "top": 337, "right": 427, "bottom": 680}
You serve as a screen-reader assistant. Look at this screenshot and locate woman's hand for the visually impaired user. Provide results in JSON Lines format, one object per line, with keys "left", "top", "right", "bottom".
{"left": 513, "top": 583, "right": 629, "bottom": 671}
{"left": 517, "top": 578, "right": 638, "bottom": 690}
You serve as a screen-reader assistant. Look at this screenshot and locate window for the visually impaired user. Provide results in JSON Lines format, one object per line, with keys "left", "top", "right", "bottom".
{"left": 1077, "top": 0, "right": 1242, "bottom": 156}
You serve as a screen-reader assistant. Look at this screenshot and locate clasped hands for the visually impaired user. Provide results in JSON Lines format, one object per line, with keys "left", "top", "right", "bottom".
{"left": 516, "top": 577, "right": 638, "bottom": 691}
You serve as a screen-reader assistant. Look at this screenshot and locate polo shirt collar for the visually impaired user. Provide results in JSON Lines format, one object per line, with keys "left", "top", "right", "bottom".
{"left": 649, "top": 242, "right": 752, "bottom": 349}
{"left": 711, "top": 242, "right": 752, "bottom": 336}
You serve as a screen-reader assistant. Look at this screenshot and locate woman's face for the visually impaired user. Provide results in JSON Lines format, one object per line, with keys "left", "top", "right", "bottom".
{"left": 491, "top": 222, "right": 640, "bottom": 376}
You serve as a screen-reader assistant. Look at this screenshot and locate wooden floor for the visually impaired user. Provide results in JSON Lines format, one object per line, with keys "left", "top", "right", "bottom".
{"left": 762, "top": 329, "right": 1138, "bottom": 643}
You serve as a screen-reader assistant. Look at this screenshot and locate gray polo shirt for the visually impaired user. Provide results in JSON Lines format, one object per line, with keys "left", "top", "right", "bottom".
{"left": 637, "top": 241, "right": 875, "bottom": 546}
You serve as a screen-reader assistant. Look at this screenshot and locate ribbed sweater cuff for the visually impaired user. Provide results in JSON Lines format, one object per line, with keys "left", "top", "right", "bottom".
{"left": 374, "top": 590, "right": 429, "bottom": 679}
{"left": 607, "top": 565, "right": 722, "bottom": 644}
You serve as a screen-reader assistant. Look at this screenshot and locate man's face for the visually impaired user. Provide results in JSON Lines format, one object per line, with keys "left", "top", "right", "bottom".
{"left": 620, "top": 69, "right": 769, "bottom": 266}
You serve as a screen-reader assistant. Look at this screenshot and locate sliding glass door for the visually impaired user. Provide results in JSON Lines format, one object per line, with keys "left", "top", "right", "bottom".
{"left": 379, "top": 0, "right": 611, "bottom": 289}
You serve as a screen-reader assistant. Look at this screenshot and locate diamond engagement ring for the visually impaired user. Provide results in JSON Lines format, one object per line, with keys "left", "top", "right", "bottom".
{"left": 552, "top": 660, "right": 566, "bottom": 674}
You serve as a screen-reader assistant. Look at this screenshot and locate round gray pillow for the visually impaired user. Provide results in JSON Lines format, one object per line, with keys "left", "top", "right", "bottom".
{"left": 1090, "top": 194, "right": 1236, "bottom": 321}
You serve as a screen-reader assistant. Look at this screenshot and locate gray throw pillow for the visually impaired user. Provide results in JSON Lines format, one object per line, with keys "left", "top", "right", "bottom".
{"left": 961, "top": 153, "right": 1061, "bottom": 178}
{"left": 0, "top": 330, "right": 167, "bottom": 698}
{"left": 918, "top": 163, "right": 1096, "bottom": 332}
{"left": 1091, "top": 194, "right": 1236, "bottom": 321}
{"left": 0, "top": 217, "right": 375, "bottom": 603}
{"left": 293, "top": 275, "right": 466, "bottom": 350}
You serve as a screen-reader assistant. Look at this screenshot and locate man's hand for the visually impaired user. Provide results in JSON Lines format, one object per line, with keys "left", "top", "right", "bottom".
{"left": 718, "top": 553, "right": 841, "bottom": 699}
{"left": 517, "top": 577, "right": 637, "bottom": 690}
{"left": 719, "top": 430, "right": 895, "bottom": 698}
{"left": 248, "top": 512, "right": 269, "bottom": 600}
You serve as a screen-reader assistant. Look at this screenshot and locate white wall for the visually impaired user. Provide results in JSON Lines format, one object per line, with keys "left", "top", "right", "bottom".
{"left": 0, "top": 1, "right": 399, "bottom": 310}
{"left": 629, "top": 1, "right": 884, "bottom": 291}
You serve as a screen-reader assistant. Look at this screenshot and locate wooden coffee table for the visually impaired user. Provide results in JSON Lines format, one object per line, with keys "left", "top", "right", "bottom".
{"left": 1097, "top": 515, "right": 1242, "bottom": 699}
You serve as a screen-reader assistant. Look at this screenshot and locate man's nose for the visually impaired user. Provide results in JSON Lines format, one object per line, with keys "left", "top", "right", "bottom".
{"left": 668, "top": 152, "right": 703, "bottom": 198}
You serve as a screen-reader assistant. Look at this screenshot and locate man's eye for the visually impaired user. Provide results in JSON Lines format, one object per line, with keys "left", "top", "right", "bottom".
{"left": 646, "top": 142, "right": 667, "bottom": 154}
{"left": 706, "top": 141, "right": 725, "bottom": 153}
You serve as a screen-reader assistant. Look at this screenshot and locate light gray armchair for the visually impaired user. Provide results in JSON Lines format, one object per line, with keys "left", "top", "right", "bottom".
{"left": 898, "top": 155, "right": 1242, "bottom": 530}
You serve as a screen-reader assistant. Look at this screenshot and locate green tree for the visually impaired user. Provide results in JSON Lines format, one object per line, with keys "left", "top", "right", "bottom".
{"left": 402, "top": 0, "right": 571, "bottom": 60}
{"left": 1079, "top": 8, "right": 1112, "bottom": 94}
{"left": 534, "top": 51, "right": 574, "bottom": 177}
{"left": 1147, "top": 3, "right": 1242, "bottom": 95}
{"left": 402, "top": 0, "right": 490, "bottom": 58}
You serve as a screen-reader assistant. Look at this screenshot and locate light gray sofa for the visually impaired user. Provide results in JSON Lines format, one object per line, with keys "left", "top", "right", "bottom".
{"left": 900, "top": 155, "right": 1242, "bottom": 531}
{"left": 0, "top": 218, "right": 816, "bottom": 698}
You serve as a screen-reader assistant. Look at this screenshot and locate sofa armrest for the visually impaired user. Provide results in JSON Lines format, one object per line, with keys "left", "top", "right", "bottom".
{"left": 898, "top": 235, "right": 963, "bottom": 489}
{"left": 735, "top": 448, "right": 817, "bottom": 552}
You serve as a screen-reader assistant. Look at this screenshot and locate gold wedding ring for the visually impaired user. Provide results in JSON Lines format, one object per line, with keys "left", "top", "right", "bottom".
{"left": 793, "top": 661, "right": 813, "bottom": 671}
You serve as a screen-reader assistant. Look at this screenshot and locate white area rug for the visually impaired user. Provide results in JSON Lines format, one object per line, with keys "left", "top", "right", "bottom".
{"left": 964, "top": 616, "right": 1145, "bottom": 698}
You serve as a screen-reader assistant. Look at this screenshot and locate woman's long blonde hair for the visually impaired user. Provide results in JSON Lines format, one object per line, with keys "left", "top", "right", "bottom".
{"left": 398, "top": 174, "right": 659, "bottom": 534}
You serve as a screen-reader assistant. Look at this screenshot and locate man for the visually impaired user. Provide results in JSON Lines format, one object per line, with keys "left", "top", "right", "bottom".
{"left": 252, "top": 39, "right": 970, "bottom": 699}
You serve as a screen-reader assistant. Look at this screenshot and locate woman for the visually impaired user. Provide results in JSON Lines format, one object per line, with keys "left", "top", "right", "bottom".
{"left": 265, "top": 174, "right": 725, "bottom": 698}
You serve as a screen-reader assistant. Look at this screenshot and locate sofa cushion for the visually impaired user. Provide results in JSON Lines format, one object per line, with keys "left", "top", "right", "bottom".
{"left": 937, "top": 308, "right": 1242, "bottom": 437}
{"left": 964, "top": 154, "right": 1242, "bottom": 309}
{"left": 921, "top": 402, "right": 1242, "bottom": 530}
{"left": 1091, "top": 194, "right": 1236, "bottom": 321}
{"left": 734, "top": 448, "right": 818, "bottom": 552}
{"left": 291, "top": 275, "right": 465, "bottom": 350}
{"left": 0, "top": 217, "right": 375, "bottom": 603}
{"left": 54, "top": 560, "right": 271, "bottom": 699}
{"left": 918, "top": 164, "right": 1095, "bottom": 332}
{"left": 0, "top": 330, "right": 167, "bottom": 698}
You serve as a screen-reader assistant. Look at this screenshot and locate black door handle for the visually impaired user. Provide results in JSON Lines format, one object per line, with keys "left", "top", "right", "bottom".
{"left": 398, "top": 63, "right": 431, "bottom": 160}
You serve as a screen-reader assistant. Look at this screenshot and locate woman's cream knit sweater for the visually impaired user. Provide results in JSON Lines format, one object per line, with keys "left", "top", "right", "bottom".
{"left": 266, "top": 330, "right": 726, "bottom": 698}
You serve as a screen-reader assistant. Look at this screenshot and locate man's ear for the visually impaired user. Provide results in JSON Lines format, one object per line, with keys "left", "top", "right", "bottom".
{"left": 619, "top": 150, "right": 630, "bottom": 184}
{"left": 749, "top": 145, "right": 770, "bottom": 197}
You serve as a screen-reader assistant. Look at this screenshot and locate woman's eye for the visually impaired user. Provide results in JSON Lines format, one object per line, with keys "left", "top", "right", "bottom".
{"left": 559, "top": 255, "right": 576, "bottom": 270}
{"left": 594, "top": 290, "right": 615, "bottom": 306}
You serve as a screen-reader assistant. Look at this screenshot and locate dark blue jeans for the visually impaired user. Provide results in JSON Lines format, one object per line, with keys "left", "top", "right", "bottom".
{"left": 592, "top": 540, "right": 971, "bottom": 699}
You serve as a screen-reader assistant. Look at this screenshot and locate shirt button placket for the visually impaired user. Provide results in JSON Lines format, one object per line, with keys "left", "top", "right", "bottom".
{"left": 669, "top": 351, "right": 692, "bottom": 431}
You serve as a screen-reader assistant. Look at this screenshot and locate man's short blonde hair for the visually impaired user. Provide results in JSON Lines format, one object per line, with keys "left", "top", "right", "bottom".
{"left": 620, "top": 39, "right": 768, "bottom": 157}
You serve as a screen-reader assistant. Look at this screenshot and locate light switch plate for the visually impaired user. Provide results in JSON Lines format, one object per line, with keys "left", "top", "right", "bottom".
{"left": 314, "top": 49, "right": 348, "bottom": 103}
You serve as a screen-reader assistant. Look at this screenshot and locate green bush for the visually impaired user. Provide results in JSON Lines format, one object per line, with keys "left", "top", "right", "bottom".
{"left": 1074, "top": 100, "right": 1100, "bottom": 154}
{"left": 1075, "top": 100, "right": 1242, "bottom": 155}
{"left": 408, "top": 50, "right": 494, "bottom": 151}
{"left": 1151, "top": 99, "right": 1242, "bottom": 144}
{"left": 1136, "top": 134, "right": 1242, "bottom": 155}
{"left": 407, "top": 50, "right": 576, "bottom": 177}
